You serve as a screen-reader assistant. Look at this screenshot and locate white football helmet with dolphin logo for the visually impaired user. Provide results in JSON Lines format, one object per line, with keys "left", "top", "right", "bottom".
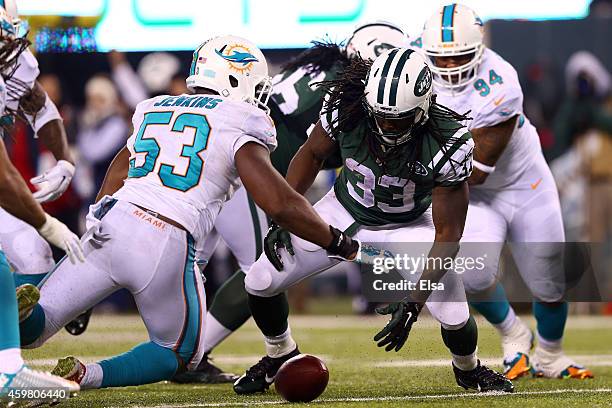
{"left": 186, "top": 35, "right": 272, "bottom": 112}
{"left": 421, "top": 3, "right": 485, "bottom": 92}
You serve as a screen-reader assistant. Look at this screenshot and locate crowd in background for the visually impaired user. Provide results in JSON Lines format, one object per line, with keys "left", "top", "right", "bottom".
{"left": 4, "top": 9, "right": 611, "bottom": 314}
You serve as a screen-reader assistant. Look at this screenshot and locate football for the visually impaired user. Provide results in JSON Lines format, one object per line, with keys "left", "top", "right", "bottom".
{"left": 274, "top": 354, "right": 329, "bottom": 402}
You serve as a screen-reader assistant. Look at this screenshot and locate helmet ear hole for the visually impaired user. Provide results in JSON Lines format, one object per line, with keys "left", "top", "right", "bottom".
{"left": 229, "top": 75, "right": 239, "bottom": 88}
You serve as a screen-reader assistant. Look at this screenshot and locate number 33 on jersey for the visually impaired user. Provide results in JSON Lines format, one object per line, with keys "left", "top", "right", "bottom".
{"left": 116, "top": 94, "right": 277, "bottom": 243}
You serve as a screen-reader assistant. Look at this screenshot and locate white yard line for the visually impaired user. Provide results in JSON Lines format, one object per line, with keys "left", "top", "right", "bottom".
{"left": 123, "top": 388, "right": 612, "bottom": 408}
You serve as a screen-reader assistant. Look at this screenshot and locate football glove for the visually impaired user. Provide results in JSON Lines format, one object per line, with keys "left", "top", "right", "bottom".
{"left": 326, "top": 226, "right": 360, "bottom": 261}
{"left": 373, "top": 298, "right": 422, "bottom": 352}
{"left": 37, "top": 214, "right": 85, "bottom": 264}
{"left": 30, "top": 160, "right": 75, "bottom": 203}
{"left": 264, "top": 222, "right": 295, "bottom": 271}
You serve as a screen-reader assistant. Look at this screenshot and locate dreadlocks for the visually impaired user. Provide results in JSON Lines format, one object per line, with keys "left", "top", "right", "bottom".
{"left": 0, "top": 36, "right": 32, "bottom": 133}
{"left": 319, "top": 56, "right": 472, "bottom": 177}
{"left": 281, "top": 38, "right": 350, "bottom": 76}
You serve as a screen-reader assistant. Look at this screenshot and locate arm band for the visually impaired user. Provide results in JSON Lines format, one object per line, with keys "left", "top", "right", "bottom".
{"left": 473, "top": 160, "right": 496, "bottom": 174}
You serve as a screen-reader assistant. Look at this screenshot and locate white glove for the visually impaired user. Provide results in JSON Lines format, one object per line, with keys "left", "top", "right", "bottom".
{"left": 37, "top": 214, "right": 85, "bottom": 264}
{"left": 30, "top": 160, "right": 75, "bottom": 203}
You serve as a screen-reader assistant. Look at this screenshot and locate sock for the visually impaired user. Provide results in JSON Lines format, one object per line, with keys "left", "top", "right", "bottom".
{"left": 81, "top": 363, "right": 104, "bottom": 389}
{"left": 469, "top": 283, "right": 510, "bottom": 324}
{"left": 537, "top": 332, "right": 562, "bottom": 351}
{"left": 264, "top": 327, "right": 297, "bottom": 358}
{"left": 99, "top": 342, "right": 179, "bottom": 388}
{"left": 19, "top": 304, "right": 46, "bottom": 347}
{"left": 442, "top": 315, "right": 478, "bottom": 371}
{"left": 203, "top": 315, "right": 232, "bottom": 354}
{"left": 248, "top": 292, "right": 289, "bottom": 337}
{"left": 0, "top": 253, "right": 20, "bottom": 351}
{"left": 207, "top": 269, "right": 250, "bottom": 331}
{"left": 0, "top": 348, "right": 24, "bottom": 374}
{"left": 534, "top": 301, "right": 567, "bottom": 345}
{"left": 13, "top": 273, "right": 47, "bottom": 288}
{"left": 452, "top": 349, "right": 478, "bottom": 372}
{"left": 493, "top": 306, "right": 517, "bottom": 336}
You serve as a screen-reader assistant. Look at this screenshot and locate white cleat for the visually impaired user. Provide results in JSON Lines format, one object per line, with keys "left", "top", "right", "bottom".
{"left": 531, "top": 346, "right": 594, "bottom": 379}
{"left": 0, "top": 365, "right": 79, "bottom": 406}
{"left": 501, "top": 317, "right": 534, "bottom": 380}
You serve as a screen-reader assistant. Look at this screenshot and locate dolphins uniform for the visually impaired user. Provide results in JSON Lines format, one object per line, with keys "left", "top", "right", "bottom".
{"left": 28, "top": 94, "right": 276, "bottom": 370}
{"left": 0, "top": 49, "right": 63, "bottom": 276}
{"left": 434, "top": 48, "right": 565, "bottom": 301}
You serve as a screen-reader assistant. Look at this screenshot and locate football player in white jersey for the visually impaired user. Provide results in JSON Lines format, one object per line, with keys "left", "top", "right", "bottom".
{"left": 0, "top": 0, "right": 82, "bottom": 330}
{"left": 17, "top": 35, "right": 364, "bottom": 390}
{"left": 420, "top": 3, "right": 593, "bottom": 380}
{"left": 0, "top": 7, "right": 81, "bottom": 402}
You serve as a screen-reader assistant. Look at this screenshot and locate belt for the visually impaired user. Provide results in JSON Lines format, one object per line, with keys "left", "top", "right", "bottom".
{"left": 132, "top": 203, "right": 187, "bottom": 232}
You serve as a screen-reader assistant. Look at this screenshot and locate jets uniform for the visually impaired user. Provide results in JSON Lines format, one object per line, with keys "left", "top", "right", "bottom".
{"left": 25, "top": 94, "right": 276, "bottom": 374}
{"left": 245, "top": 106, "right": 474, "bottom": 328}
{"left": 434, "top": 48, "right": 565, "bottom": 301}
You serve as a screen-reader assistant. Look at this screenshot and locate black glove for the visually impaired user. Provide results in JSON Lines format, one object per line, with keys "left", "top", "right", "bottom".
{"left": 263, "top": 222, "right": 295, "bottom": 271}
{"left": 326, "top": 226, "right": 360, "bottom": 261}
{"left": 373, "top": 298, "right": 422, "bottom": 352}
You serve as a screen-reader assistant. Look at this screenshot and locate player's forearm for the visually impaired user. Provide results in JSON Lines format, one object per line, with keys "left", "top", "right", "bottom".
{"left": 0, "top": 164, "right": 46, "bottom": 228}
{"left": 37, "top": 119, "right": 74, "bottom": 164}
{"left": 95, "top": 146, "right": 130, "bottom": 201}
{"left": 286, "top": 145, "right": 325, "bottom": 195}
{"left": 270, "top": 192, "right": 333, "bottom": 248}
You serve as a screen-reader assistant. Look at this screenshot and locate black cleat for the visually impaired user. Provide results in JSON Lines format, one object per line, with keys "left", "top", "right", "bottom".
{"left": 172, "top": 353, "right": 239, "bottom": 384}
{"left": 453, "top": 360, "right": 514, "bottom": 393}
{"left": 64, "top": 308, "right": 93, "bottom": 336}
{"left": 233, "top": 348, "right": 300, "bottom": 394}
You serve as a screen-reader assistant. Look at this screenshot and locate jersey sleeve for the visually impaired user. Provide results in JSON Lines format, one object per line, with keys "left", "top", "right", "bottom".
{"left": 471, "top": 87, "right": 523, "bottom": 129}
{"left": 318, "top": 92, "right": 337, "bottom": 140}
{"left": 433, "top": 129, "right": 474, "bottom": 186}
{"left": 233, "top": 108, "right": 277, "bottom": 158}
{"left": 6, "top": 49, "right": 39, "bottom": 111}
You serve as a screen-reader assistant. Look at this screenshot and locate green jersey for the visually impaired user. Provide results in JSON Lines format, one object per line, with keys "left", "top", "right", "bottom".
{"left": 268, "top": 63, "right": 343, "bottom": 176}
{"left": 321, "top": 114, "right": 474, "bottom": 227}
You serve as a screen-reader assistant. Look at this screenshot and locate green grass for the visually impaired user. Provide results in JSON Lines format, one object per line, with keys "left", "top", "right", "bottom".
{"left": 22, "top": 312, "right": 612, "bottom": 408}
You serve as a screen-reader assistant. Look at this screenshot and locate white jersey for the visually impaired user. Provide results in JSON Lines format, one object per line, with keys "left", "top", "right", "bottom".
{"left": 434, "top": 48, "right": 542, "bottom": 190}
{"left": 7, "top": 49, "right": 39, "bottom": 112}
{"left": 114, "top": 94, "right": 276, "bottom": 245}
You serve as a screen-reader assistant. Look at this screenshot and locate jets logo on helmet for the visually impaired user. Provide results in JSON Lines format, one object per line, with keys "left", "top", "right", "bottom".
{"left": 215, "top": 44, "right": 259, "bottom": 74}
{"left": 364, "top": 48, "right": 432, "bottom": 146}
{"left": 421, "top": 3, "right": 485, "bottom": 93}
{"left": 186, "top": 35, "right": 272, "bottom": 113}
{"left": 414, "top": 66, "right": 432, "bottom": 97}
{"left": 346, "top": 20, "right": 408, "bottom": 61}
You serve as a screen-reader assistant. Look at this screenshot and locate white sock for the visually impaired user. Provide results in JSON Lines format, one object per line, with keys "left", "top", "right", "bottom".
{"left": 264, "top": 327, "right": 297, "bottom": 358}
{"left": 81, "top": 363, "right": 103, "bottom": 389}
{"left": 537, "top": 332, "right": 562, "bottom": 352}
{"left": 0, "top": 348, "right": 24, "bottom": 374}
{"left": 203, "top": 314, "right": 232, "bottom": 354}
{"left": 452, "top": 348, "right": 478, "bottom": 372}
{"left": 493, "top": 307, "right": 517, "bottom": 336}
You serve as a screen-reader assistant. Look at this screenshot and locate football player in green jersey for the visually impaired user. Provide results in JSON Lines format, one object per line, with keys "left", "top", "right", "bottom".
{"left": 174, "top": 22, "right": 408, "bottom": 384}
{"left": 233, "top": 49, "right": 514, "bottom": 394}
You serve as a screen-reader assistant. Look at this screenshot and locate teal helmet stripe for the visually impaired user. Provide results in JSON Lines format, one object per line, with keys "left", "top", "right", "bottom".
{"left": 388, "top": 49, "right": 414, "bottom": 106}
{"left": 189, "top": 43, "right": 205, "bottom": 76}
{"left": 441, "top": 4, "right": 456, "bottom": 42}
{"left": 376, "top": 48, "right": 399, "bottom": 104}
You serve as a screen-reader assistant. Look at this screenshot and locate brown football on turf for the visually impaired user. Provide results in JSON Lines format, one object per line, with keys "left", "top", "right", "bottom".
{"left": 274, "top": 354, "right": 329, "bottom": 402}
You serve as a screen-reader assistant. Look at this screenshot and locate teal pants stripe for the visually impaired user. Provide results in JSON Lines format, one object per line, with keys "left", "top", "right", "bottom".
{"left": 0, "top": 251, "right": 20, "bottom": 350}
{"left": 174, "top": 234, "right": 202, "bottom": 366}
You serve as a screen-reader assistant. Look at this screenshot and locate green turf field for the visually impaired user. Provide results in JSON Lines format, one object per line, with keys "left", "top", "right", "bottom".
{"left": 22, "top": 312, "right": 612, "bottom": 408}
